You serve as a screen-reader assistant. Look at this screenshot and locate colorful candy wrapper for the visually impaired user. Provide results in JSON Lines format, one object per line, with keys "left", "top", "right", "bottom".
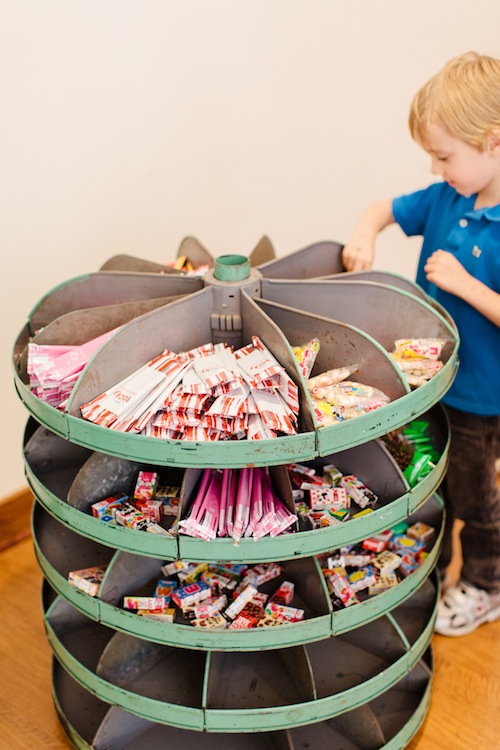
{"left": 392, "top": 338, "right": 446, "bottom": 361}
{"left": 224, "top": 584, "right": 258, "bottom": 620}
{"left": 307, "top": 363, "right": 359, "bottom": 391}
{"left": 68, "top": 565, "right": 107, "bottom": 597}
{"left": 310, "top": 381, "right": 389, "bottom": 410}
{"left": 292, "top": 338, "right": 320, "bottom": 379}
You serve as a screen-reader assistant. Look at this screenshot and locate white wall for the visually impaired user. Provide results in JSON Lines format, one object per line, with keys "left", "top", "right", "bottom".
{"left": 1, "top": 0, "right": 498, "bottom": 495}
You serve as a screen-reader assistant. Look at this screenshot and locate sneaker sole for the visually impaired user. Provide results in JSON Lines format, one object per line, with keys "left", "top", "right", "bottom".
{"left": 435, "top": 604, "right": 500, "bottom": 637}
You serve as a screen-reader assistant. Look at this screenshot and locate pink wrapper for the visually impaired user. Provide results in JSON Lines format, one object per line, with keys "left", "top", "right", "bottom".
{"left": 244, "top": 467, "right": 264, "bottom": 538}
{"left": 38, "top": 329, "right": 119, "bottom": 385}
{"left": 232, "top": 467, "right": 254, "bottom": 545}
{"left": 218, "top": 469, "right": 232, "bottom": 537}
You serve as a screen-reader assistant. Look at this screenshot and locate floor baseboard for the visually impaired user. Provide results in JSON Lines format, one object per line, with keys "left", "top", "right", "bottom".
{"left": 0, "top": 486, "right": 34, "bottom": 552}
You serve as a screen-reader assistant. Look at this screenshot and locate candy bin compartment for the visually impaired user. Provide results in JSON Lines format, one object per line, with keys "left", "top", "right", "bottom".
{"left": 40, "top": 286, "right": 318, "bottom": 467}
{"left": 53, "top": 659, "right": 292, "bottom": 749}
{"left": 25, "top": 271, "right": 202, "bottom": 332}
{"left": 52, "top": 650, "right": 433, "bottom": 749}
{"left": 24, "top": 421, "right": 93, "bottom": 501}
{"left": 47, "top": 597, "right": 206, "bottom": 731}
{"left": 259, "top": 277, "right": 456, "bottom": 354}
{"left": 32, "top": 502, "right": 115, "bottom": 620}
{"left": 256, "top": 240, "right": 344, "bottom": 279}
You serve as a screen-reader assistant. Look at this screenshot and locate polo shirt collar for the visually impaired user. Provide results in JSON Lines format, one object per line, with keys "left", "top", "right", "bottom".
{"left": 465, "top": 198, "right": 500, "bottom": 222}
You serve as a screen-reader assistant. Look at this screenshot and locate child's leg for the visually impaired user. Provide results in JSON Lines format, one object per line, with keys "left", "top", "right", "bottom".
{"left": 440, "top": 407, "right": 500, "bottom": 593}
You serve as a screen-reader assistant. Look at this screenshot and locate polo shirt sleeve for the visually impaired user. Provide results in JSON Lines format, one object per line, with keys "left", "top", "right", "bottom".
{"left": 392, "top": 184, "right": 443, "bottom": 238}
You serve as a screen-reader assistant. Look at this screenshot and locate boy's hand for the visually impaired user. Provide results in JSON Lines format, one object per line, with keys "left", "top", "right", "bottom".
{"left": 425, "top": 248, "right": 500, "bottom": 326}
{"left": 424, "top": 250, "right": 470, "bottom": 295}
{"left": 342, "top": 237, "right": 375, "bottom": 272}
{"left": 342, "top": 199, "right": 395, "bottom": 272}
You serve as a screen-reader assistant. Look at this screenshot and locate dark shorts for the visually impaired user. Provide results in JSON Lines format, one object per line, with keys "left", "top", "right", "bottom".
{"left": 439, "top": 406, "right": 500, "bottom": 592}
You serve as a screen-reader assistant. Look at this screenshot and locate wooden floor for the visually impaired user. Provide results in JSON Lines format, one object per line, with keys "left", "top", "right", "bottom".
{"left": 1, "top": 534, "right": 499, "bottom": 749}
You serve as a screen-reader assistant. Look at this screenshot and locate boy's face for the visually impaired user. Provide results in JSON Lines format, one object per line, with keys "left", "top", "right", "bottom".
{"left": 425, "top": 122, "right": 500, "bottom": 203}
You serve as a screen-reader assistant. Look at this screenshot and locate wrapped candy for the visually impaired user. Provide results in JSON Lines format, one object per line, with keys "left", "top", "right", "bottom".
{"left": 390, "top": 338, "right": 447, "bottom": 387}
{"left": 292, "top": 338, "right": 320, "bottom": 379}
{"left": 307, "top": 363, "right": 359, "bottom": 391}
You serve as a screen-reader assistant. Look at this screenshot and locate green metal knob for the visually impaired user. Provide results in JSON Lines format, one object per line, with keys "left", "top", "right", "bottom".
{"left": 213, "top": 254, "right": 251, "bottom": 281}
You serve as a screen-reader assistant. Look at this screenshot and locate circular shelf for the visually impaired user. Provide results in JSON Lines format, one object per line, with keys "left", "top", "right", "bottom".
{"left": 44, "top": 577, "right": 438, "bottom": 733}
{"left": 33, "top": 497, "right": 443, "bottom": 651}
{"left": 51, "top": 648, "right": 433, "bottom": 749}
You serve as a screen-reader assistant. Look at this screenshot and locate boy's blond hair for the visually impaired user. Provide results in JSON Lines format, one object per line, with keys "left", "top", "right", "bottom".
{"left": 409, "top": 51, "right": 500, "bottom": 150}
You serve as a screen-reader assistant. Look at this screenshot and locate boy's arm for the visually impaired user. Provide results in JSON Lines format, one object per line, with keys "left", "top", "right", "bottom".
{"left": 424, "top": 250, "right": 500, "bottom": 326}
{"left": 342, "top": 199, "right": 396, "bottom": 272}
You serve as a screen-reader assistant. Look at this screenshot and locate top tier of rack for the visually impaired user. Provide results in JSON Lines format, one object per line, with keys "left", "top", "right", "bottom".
{"left": 12, "top": 238, "right": 459, "bottom": 468}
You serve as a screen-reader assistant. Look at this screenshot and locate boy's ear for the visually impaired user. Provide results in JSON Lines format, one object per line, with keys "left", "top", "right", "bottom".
{"left": 486, "top": 132, "right": 500, "bottom": 155}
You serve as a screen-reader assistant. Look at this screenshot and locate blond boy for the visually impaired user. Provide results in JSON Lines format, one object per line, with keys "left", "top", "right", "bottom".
{"left": 343, "top": 52, "right": 500, "bottom": 635}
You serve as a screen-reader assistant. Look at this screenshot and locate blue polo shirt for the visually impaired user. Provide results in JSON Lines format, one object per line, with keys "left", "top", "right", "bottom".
{"left": 392, "top": 181, "right": 500, "bottom": 416}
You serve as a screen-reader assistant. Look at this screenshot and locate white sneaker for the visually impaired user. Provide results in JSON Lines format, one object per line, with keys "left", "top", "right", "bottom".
{"left": 435, "top": 579, "right": 500, "bottom": 636}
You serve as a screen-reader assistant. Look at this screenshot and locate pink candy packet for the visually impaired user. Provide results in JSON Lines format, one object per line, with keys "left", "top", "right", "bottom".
{"left": 179, "top": 467, "right": 296, "bottom": 544}
{"left": 28, "top": 330, "right": 120, "bottom": 408}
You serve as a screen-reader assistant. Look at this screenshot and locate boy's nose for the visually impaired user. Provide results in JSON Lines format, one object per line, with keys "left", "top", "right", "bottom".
{"left": 430, "top": 157, "right": 442, "bottom": 176}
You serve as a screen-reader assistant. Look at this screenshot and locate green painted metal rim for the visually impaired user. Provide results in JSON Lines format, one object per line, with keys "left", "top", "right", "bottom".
{"left": 26, "top": 470, "right": 179, "bottom": 559}
{"left": 316, "top": 356, "right": 457, "bottom": 457}
{"left": 44, "top": 587, "right": 437, "bottom": 733}
{"left": 13, "top": 353, "right": 456, "bottom": 468}
{"left": 26, "top": 437, "right": 446, "bottom": 564}
{"left": 203, "top": 587, "right": 438, "bottom": 732}
{"left": 49, "top": 648, "right": 434, "bottom": 749}
{"left": 34, "top": 491, "right": 442, "bottom": 652}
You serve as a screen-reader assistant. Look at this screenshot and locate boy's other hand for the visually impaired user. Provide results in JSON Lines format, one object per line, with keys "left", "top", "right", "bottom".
{"left": 424, "top": 249, "right": 470, "bottom": 295}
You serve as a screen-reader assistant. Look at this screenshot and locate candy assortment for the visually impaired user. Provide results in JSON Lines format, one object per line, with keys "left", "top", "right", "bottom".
{"left": 27, "top": 329, "right": 402, "bottom": 434}
{"left": 303, "top": 356, "right": 390, "bottom": 425}
{"left": 120, "top": 561, "right": 306, "bottom": 629}
{"left": 293, "top": 337, "right": 391, "bottom": 425}
{"left": 68, "top": 512, "right": 436, "bottom": 623}
{"left": 289, "top": 462, "right": 379, "bottom": 528}
{"left": 319, "top": 518, "right": 436, "bottom": 609}
{"left": 80, "top": 337, "right": 300, "bottom": 441}
{"left": 89, "top": 466, "right": 297, "bottom": 544}
{"left": 90, "top": 470, "right": 181, "bottom": 535}
{"left": 389, "top": 338, "right": 446, "bottom": 387}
